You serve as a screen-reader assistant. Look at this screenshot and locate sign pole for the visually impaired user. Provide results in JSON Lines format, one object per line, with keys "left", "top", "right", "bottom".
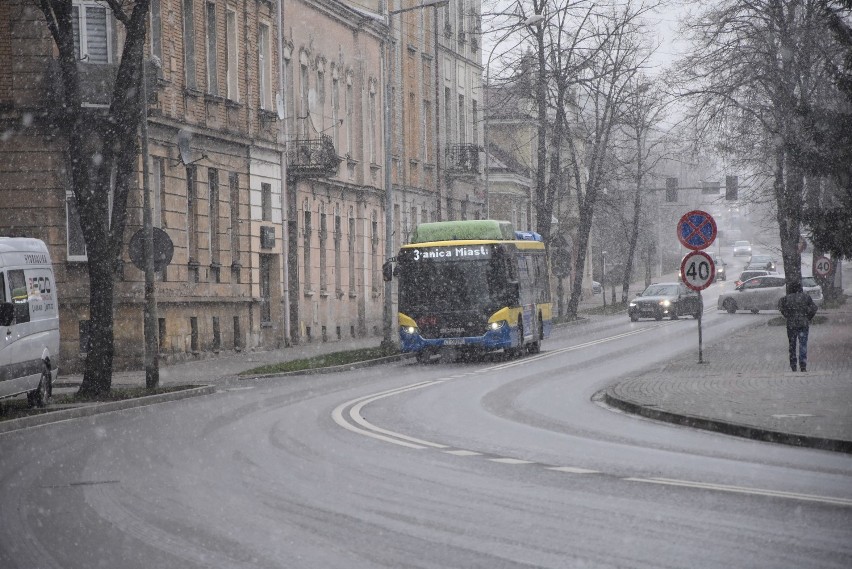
{"left": 698, "top": 291, "right": 703, "bottom": 364}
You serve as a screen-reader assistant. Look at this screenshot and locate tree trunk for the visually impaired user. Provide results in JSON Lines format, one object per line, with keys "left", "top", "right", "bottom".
{"left": 621, "top": 138, "right": 644, "bottom": 303}
{"left": 78, "top": 243, "right": 116, "bottom": 397}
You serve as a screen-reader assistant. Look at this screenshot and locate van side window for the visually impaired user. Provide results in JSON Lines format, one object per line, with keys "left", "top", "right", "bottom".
{"left": 0, "top": 273, "right": 5, "bottom": 303}
{"left": 7, "top": 270, "right": 30, "bottom": 324}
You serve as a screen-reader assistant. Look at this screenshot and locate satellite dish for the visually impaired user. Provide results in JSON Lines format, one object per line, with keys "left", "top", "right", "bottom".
{"left": 308, "top": 89, "right": 318, "bottom": 115}
{"left": 276, "top": 93, "right": 285, "bottom": 120}
{"left": 177, "top": 129, "right": 193, "bottom": 165}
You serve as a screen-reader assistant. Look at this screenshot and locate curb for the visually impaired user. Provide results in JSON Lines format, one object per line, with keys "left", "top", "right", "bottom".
{"left": 601, "top": 389, "right": 852, "bottom": 455}
{"left": 0, "top": 385, "right": 216, "bottom": 435}
{"left": 238, "top": 353, "right": 413, "bottom": 380}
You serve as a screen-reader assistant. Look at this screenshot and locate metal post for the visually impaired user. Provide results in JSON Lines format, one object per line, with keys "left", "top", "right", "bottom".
{"left": 382, "top": 4, "right": 395, "bottom": 348}
{"left": 276, "top": 0, "right": 292, "bottom": 346}
{"left": 140, "top": 58, "right": 159, "bottom": 389}
{"left": 698, "top": 290, "right": 704, "bottom": 363}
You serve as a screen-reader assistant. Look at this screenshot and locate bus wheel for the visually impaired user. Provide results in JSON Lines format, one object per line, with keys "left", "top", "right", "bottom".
{"left": 513, "top": 320, "right": 525, "bottom": 358}
{"left": 528, "top": 316, "right": 543, "bottom": 354}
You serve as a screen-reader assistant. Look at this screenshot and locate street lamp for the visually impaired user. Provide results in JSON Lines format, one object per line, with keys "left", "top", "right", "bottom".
{"left": 483, "top": 13, "right": 544, "bottom": 218}
{"left": 382, "top": 0, "right": 448, "bottom": 348}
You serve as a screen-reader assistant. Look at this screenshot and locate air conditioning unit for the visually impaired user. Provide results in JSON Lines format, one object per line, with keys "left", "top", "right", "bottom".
{"left": 260, "top": 226, "right": 275, "bottom": 249}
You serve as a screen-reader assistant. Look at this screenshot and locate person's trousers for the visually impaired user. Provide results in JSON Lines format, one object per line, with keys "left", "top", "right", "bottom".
{"left": 787, "top": 326, "right": 809, "bottom": 370}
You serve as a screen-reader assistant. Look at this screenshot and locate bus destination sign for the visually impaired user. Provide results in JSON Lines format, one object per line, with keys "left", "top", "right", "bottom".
{"left": 410, "top": 245, "right": 492, "bottom": 261}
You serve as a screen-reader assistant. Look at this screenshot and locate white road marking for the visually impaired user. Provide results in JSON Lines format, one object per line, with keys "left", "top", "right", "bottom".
{"left": 489, "top": 458, "right": 535, "bottom": 465}
{"left": 547, "top": 466, "right": 600, "bottom": 474}
{"left": 623, "top": 477, "right": 852, "bottom": 507}
{"left": 444, "top": 450, "right": 482, "bottom": 456}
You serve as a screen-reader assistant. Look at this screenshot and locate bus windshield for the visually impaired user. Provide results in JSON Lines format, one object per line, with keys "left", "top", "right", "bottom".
{"left": 398, "top": 258, "right": 507, "bottom": 313}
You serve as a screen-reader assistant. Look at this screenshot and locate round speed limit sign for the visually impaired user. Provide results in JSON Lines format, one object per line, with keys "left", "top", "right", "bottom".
{"left": 680, "top": 250, "right": 716, "bottom": 291}
{"left": 814, "top": 256, "right": 833, "bottom": 277}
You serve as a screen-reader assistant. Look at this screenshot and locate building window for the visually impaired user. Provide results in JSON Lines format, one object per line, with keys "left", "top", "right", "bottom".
{"left": 334, "top": 206, "right": 342, "bottom": 295}
{"left": 422, "top": 99, "right": 431, "bottom": 162}
{"left": 300, "top": 60, "right": 309, "bottom": 137}
{"left": 444, "top": 87, "right": 453, "bottom": 143}
{"left": 260, "top": 255, "right": 272, "bottom": 324}
{"left": 229, "top": 172, "right": 240, "bottom": 268}
{"left": 348, "top": 209, "right": 356, "bottom": 294}
{"left": 458, "top": 94, "right": 466, "bottom": 144}
{"left": 71, "top": 2, "right": 113, "bottom": 64}
{"left": 303, "top": 201, "right": 312, "bottom": 292}
{"left": 66, "top": 192, "right": 87, "bottom": 261}
{"left": 317, "top": 63, "right": 326, "bottom": 132}
{"left": 208, "top": 168, "right": 220, "bottom": 266}
{"left": 346, "top": 74, "right": 354, "bottom": 156}
{"left": 472, "top": 100, "right": 478, "bottom": 147}
{"left": 150, "top": 0, "right": 163, "bottom": 76}
{"left": 369, "top": 81, "right": 377, "bottom": 163}
{"left": 187, "top": 165, "right": 198, "bottom": 265}
{"left": 319, "top": 205, "right": 328, "bottom": 293}
{"left": 225, "top": 9, "right": 238, "bottom": 100}
{"left": 182, "top": 0, "right": 196, "bottom": 89}
{"left": 151, "top": 156, "right": 165, "bottom": 228}
{"left": 371, "top": 211, "right": 379, "bottom": 292}
{"left": 258, "top": 23, "right": 272, "bottom": 110}
{"left": 331, "top": 69, "right": 340, "bottom": 150}
{"left": 261, "top": 182, "right": 272, "bottom": 222}
{"left": 205, "top": 2, "right": 218, "bottom": 95}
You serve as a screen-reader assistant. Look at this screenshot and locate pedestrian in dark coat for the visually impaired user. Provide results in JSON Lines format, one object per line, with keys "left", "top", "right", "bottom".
{"left": 777, "top": 282, "right": 818, "bottom": 372}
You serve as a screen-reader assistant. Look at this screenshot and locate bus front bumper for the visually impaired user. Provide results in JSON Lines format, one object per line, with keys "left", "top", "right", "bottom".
{"left": 399, "top": 325, "right": 512, "bottom": 353}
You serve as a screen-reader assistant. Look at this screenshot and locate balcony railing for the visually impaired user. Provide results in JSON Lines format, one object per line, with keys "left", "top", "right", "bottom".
{"left": 287, "top": 134, "right": 341, "bottom": 179}
{"left": 445, "top": 144, "right": 480, "bottom": 176}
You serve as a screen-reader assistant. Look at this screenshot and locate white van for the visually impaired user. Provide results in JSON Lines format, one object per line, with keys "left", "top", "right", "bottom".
{"left": 0, "top": 237, "right": 60, "bottom": 407}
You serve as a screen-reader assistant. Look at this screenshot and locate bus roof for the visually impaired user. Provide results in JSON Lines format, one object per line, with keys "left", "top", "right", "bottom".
{"left": 400, "top": 239, "right": 544, "bottom": 251}
{"left": 410, "top": 220, "right": 515, "bottom": 243}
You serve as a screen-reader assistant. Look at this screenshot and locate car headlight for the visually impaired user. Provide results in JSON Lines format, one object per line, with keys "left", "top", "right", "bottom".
{"left": 401, "top": 326, "right": 420, "bottom": 335}
{"left": 659, "top": 300, "right": 671, "bottom": 307}
{"left": 489, "top": 320, "right": 507, "bottom": 331}
{"left": 629, "top": 302, "right": 637, "bottom": 307}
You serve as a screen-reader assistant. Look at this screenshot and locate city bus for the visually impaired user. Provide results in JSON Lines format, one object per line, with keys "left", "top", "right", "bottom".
{"left": 389, "top": 220, "right": 552, "bottom": 362}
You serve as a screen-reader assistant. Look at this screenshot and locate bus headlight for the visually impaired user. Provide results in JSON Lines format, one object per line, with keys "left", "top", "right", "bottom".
{"left": 489, "top": 320, "right": 507, "bottom": 331}
{"left": 401, "top": 326, "right": 419, "bottom": 335}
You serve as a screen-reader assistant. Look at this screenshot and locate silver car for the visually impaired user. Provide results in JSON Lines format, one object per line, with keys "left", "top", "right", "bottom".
{"left": 733, "top": 240, "right": 752, "bottom": 257}
{"left": 718, "top": 275, "right": 823, "bottom": 313}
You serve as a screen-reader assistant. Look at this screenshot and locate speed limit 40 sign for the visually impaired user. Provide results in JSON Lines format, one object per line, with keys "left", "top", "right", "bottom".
{"left": 681, "top": 250, "right": 716, "bottom": 291}
{"left": 814, "top": 256, "right": 833, "bottom": 277}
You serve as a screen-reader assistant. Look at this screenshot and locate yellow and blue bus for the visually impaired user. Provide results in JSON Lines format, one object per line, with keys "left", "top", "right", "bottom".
{"left": 391, "top": 220, "right": 552, "bottom": 362}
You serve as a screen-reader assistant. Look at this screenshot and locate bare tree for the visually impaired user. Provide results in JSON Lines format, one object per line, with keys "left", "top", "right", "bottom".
{"left": 36, "top": 0, "right": 151, "bottom": 396}
{"left": 614, "top": 76, "right": 671, "bottom": 303}
{"left": 675, "top": 0, "right": 848, "bottom": 291}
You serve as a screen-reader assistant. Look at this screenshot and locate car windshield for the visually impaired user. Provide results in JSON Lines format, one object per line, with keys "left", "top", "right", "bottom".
{"left": 735, "top": 241, "right": 750, "bottom": 247}
{"left": 641, "top": 284, "right": 678, "bottom": 296}
{"left": 802, "top": 277, "right": 817, "bottom": 287}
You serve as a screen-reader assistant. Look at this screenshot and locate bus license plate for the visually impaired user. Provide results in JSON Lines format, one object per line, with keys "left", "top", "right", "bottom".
{"left": 444, "top": 338, "right": 464, "bottom": 346}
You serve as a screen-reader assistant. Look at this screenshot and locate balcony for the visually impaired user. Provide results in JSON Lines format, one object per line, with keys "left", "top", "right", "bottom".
{"left": 444, "top": 144, "right": 480, "bottom": 177}
{"left": 287, "top": 134, "right": 341, "bottom": 179}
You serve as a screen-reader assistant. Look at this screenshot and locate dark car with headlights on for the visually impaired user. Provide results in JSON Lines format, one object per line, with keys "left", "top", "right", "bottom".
{"left": 745, "top": 254, "right": 776, "bottom": 271}
{"left": 628, "top": 282, "right": 703, "bottom": 322}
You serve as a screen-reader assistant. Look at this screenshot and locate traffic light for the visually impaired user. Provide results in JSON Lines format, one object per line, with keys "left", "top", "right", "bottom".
{"left": 725, "top": 175, "right": 738, "bottom": 200}
{"left": 665, "top": 177, "right": 678, "bottom": 202}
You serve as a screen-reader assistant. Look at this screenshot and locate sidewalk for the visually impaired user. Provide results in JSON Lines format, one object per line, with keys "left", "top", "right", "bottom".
{"left": 604, "top": 303, "right": 852, "bottom": 453}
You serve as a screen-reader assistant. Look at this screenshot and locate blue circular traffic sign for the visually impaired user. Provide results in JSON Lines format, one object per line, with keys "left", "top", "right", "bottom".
{"left": 677, "top": 210, "right": 717, "bottom": 250}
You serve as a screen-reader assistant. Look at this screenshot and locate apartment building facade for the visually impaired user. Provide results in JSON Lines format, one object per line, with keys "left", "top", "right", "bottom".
{"left": 0, "top": 0, "right": 394, "bottom": 371}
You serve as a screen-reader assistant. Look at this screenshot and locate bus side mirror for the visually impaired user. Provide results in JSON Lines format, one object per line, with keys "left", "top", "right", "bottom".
{"left": 0, "top": 302, "right": 14, "bottom": 326}
{"left": 382, "top": 261, "right": 393, "bottom": 282}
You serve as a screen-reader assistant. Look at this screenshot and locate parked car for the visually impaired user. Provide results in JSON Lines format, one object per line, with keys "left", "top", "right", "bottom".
{"left": 712, "top": 254, "right": 727, "bottom": 281}
{"left": 735, "top": 269, "right": 773, "bottom": 287}
{"left": 733, "top": 240, "right": 752, "bottom": 256}
{"left": 745, "top": 254, "right": 776, "bottom": 271}
{"left": 628, "top": 282, "right": 703, "bottom": 322}
{"left": 802, "top": 276, "right": 825, "bottom": 307}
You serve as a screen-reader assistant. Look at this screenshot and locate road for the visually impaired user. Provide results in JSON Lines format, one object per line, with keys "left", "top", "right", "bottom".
{"left": 1, "top": 254, "right": 850, "bottom": 568}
